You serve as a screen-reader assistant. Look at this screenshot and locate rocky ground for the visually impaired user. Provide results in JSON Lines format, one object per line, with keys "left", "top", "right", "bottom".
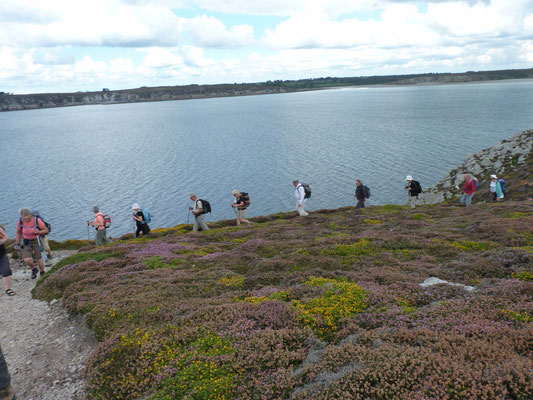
{"left": 0, "top": 251, "right": 97, "bottom": 400}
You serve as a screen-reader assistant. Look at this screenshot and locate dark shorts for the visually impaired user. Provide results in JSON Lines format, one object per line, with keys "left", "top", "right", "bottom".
{"left": 0, "top": 255, "right": 12, "bottom": 278}
{"left": 136, "top": 223, "right": 151, "bottom": 237}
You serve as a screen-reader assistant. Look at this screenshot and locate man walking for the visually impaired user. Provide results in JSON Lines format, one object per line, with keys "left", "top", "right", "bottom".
{"left": 0, "top": 345, "right": 15, "bottom": 400}
{"left": 14, "top": 208, "right": 49, "bottom": 279}
{"left": 132, "top": 203, "right": 151, "bottom": 237}
{"left": 189, "top": 194, "right": 209, "bottom": 231}
{"left": 353, "top": 180, "right": 369, "bottom": 209}
{"left": 405, "top": 175, "right": 422, "bottom": 208}
{"left": 293, "top": 180, "right": 309, "bottom": 216}
{"left": 460, "top": 174, "right": 476, "bottom": 206}
{"left": 88, "top": 206, "right": 111, "bottom": 246}
{"left": 231, "top": 190, "right": 251, "bottom": 226}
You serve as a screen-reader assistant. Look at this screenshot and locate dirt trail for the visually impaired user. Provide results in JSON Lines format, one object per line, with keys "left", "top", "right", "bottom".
{"left": 0, "top": 252, "right": 97, "bottom": 400}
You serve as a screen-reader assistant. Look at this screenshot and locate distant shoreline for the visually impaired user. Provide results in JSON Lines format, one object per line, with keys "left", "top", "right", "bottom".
{"left": 2, "top": 67, "right": 533, "bottom": 112}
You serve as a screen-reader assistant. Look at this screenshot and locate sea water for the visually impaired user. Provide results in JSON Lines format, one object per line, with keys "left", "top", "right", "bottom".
{"left": 1, "top": 79, "right": 533, "bottom": 239}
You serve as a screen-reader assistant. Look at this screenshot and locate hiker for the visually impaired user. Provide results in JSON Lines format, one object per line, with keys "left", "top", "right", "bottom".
{"left": 132, "top": 203, "right": 151, "bottom": 237}
{"left": 0, "top": 345, "right": 15, "bottom": 400}
{"left": 293, "top": 180, "right": 309, "bottom": 216}
{"left": 489, "top": 174, "right": 504, "bottom": 202}
{"left": 14, "top": 208, "right": 48, "bottom": 279}
{"left": 0, "top": 225, "right": 15, "bottom": 296}
{"left": 41, "top": 235, "right": 53, "bottom": 264}
{"left": 87, "top": 206, "right": 111, "bottom": 246}
{"left": 32, "top": 211, "right": 53, "bottom": 263}
{"left": 460, "top": 174, "right": 476, "bottom": 206}
{"left": 189, "top": 194, "right": 209, "bottom": 231}
{"left": 231, "top": 190, "right": 251, "bottom": 225}
{"left": 353, "top": 180, "right": 369, "bottom": 209}
{"left": 405, "top": 175, "right": 422, "bottom": 208}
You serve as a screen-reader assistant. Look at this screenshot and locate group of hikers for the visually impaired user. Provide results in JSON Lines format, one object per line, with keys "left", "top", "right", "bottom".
{"left": 0, "top": 173, "right": 523, "bottom": 301}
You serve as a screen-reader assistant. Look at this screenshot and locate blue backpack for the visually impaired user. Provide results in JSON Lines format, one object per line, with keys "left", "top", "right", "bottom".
{"left": 497, "top": 179, "right": 506, "bottom": 193}
{"left": 472, "top": 178, "right": 479, "bottom": 190}
{"left": 141, "top": 208, "right": 152, "bottom": 223}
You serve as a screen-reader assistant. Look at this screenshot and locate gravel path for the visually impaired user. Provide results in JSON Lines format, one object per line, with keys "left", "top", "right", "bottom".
{"left": 0, "top": 252, "right": 97, "bottom": 400}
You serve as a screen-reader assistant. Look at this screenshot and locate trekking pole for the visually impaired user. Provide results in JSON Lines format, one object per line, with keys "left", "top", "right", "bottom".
{"left": 87, "top": 223, "right": 90, "bottom": 242}
{"left": 187, "top": 208, "right": 190, "bottom": 225}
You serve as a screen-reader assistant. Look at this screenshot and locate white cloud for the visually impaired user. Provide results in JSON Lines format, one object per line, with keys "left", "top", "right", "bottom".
{"left": 181, "top": 45, "right": 212, "bottom": 67}
{"left": 1, "top": 0, "right": 533, "bottom": 94}
{"left": 0, "top": 0, "right": 182, "bottom": 48}
{"left": 141, "top": 48, "right": 184, "bottom": 68}
{"left": 181, "top": 15, "right": 254, "bottom": 48}
{"left": 110, "top": 57, "right": 134, "bottom": 74}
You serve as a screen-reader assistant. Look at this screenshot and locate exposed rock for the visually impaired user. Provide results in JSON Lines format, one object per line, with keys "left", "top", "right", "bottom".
{"left": 420, "top": 130, "right": 533, "bottom": 204}
{"left": 420, "top": 277, "right": 475, "bottom": 292}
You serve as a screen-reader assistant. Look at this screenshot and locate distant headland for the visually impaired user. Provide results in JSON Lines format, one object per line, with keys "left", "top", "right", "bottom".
{"left": 2, "top": 67, "right": 533, "bottom": 112}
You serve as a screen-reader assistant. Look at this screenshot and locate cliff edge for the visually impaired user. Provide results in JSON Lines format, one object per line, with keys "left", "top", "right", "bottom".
{"left": 420, "top": 129, "right": 533, "bottom": 204}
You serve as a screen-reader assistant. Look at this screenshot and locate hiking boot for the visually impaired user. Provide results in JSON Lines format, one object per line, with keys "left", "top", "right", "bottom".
{"left": 47, "top": 253, "right": 53, "bottom": 259}
{"left": 31, "top": 268, "right": 38, "bottom": 279}
{"left": 0, "top": 384, "right": 15, "bottom": 400}
{"left": 40, "top": 270, "right": 45, "bottom": 277}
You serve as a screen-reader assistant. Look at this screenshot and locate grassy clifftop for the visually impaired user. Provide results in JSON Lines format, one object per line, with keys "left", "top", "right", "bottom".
{"left": 33, "top": 198, "right": 533, "bottom": 399}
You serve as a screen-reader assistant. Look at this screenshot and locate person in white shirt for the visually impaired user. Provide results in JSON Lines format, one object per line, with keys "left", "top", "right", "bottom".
{"left": 293, "top": 180, "right": 309, "bottom": 216}
{"left": 489, "top": 174, "right": 504, "bottom": 202}
{"left": 189, "top": 194, "right": 209, "bottom": 231}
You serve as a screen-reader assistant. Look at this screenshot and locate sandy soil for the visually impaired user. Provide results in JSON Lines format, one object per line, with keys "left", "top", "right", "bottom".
{"left": 0, "top": 251, "right": 97, "bottom": 400}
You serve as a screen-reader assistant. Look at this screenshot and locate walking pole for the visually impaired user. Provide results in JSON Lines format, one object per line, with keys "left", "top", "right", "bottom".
{"left": 187, "top": 208, "right": 190, "bottom": 225}
{"left": 87, "top": 223, "right": 90, "bottom": 242}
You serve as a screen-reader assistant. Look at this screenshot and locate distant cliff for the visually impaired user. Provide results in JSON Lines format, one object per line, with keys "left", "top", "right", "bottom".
{"left": 2, "top": 67, "right": 533, "bottom": 112}
{"left": 420, "top": 129, "right": 533, "bottom": 204}
{"left": 0, "top": 84, "right": 296, "bottom": 112}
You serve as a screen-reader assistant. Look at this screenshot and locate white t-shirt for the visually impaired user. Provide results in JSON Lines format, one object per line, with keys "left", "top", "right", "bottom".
{"left": 490, "top": 181, "right": 496, "bottom": 193}
{"left": 294, "top": 185, "right": 306, "bottom": 203}
{"left": 193, "top": 199, "right": 203, "bottom": 213}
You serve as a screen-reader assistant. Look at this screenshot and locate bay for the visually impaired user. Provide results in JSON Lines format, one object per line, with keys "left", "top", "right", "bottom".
{"left": 1, "top": 79, "right": 533, "bottom": 240}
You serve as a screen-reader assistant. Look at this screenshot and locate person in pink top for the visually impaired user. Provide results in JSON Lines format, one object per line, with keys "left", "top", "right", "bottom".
{"left": 87, "top": 206, "right": 111, "bottom": 246}
{"left": 460, "top": 174, "right": 476, "bottom": 207}
{"left": 14, "top": 208, "right": 49, "bottom": 279}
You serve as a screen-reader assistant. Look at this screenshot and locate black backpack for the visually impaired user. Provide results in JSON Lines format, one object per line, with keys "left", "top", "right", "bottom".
{"left": 412, "top": 181, "right": 422, "bottom": 195}
{"left": 362, "top": 185, "right": 371, "bottom": 198}
{"left": 301, "top": 184, "right": 311, "bottom": 199}
{"left": 199, "top": 199, "right": 211, "bottom": 214}
{"left": 240, "top": 192, "right": 251, "bottom": 208}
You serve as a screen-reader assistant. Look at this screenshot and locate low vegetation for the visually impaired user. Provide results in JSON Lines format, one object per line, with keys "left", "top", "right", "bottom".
{"left": 34, "top": 200, "right": 533, "bottom": 399}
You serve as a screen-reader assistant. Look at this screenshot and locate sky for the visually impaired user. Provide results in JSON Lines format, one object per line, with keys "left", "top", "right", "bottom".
{"left": 1, "top": 0, "right": 532, "bottom": 94}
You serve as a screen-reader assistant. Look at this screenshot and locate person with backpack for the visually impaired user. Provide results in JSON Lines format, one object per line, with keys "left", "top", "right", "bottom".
{"left": 189, "top": 194, "right": 209, "bottom": 231}
{"left": 0, "top": 224, "right": 15, "bottom": 296}
{"left": 0, "top": 345, "right": 15, "bottom": 400}
{"left": 405, "top": 175, "right": 422, "bottom": 209}
{"left": 460, "top": 174, "right": 476, "bottom": 207}
{"left": 489, "top": 175, "right": 504, "bottom": 202}
{"left": 31, "top": 211, "right": 53, "bottom": 263}
{"left": 87, "top": 206, "right": 111, "bottom": 246}
{"left": 231, "top": 190, "right": 252, "bottom": 226}
{"left": 293, "top": 180, "right": 309, "bottom": 216}
{"left": 13, "top": 208, "right": 49, "bottom": 279}
{"left": 132, "top": 203, "right": 151, "bottom": 237}
{"left": 353, "top": 180, "right": 370, "bottom": 209}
